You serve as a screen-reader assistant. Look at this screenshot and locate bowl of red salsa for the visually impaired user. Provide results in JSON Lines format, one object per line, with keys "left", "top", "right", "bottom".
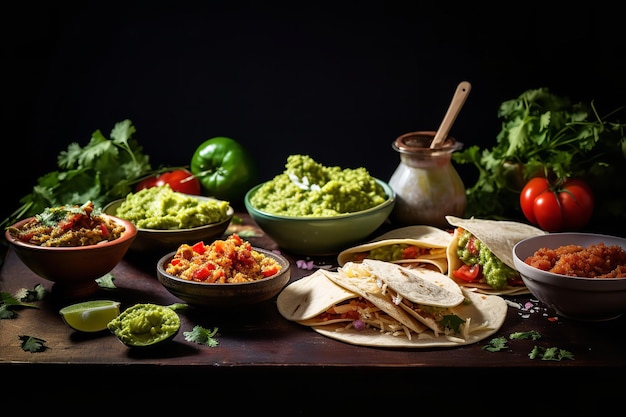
{"left": 512, "top": 232, "right": 626, "bottom": 321}
{"left": 156, "top": 233, "right": 291, "bottom": 307}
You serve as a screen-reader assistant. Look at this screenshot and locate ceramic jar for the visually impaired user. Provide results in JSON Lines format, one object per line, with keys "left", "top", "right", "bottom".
{"left": 388, "top": 131, "right": 466, "bottom": 228}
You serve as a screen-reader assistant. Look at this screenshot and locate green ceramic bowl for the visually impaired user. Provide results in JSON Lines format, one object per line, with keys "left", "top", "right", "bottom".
{"left": 245, "top": 178, "right": 395, "bottom": 256}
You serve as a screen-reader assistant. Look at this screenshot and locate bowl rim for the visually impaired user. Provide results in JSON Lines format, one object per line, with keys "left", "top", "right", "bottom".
{"left": 5, "top": 214, "right": 137, "bottom": 251}
{"left": 244, "top": 177, "right": 396, "bottom": 221}
{"left": 103, "top": 195, "right": 234, "bottom": 233}
{"left": 513, "top": 232, "right": 626, "bottom": 282}
{"left": 156, "top": 246, "right": 291, "bottom": 287}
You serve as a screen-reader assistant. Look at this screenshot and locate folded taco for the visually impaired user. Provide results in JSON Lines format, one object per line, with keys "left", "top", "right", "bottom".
{"left": 276, "top": 269, "right": 427, "bottom": 337}
{"left": 277, "top": 263, "right": 507, "bottom": 348}
{"left": 339, "top": 259, "right": 467, "bottom": 337}
{"left": 445, "top": 215, "right": 547, "bottom": 295}
{"left": 337, "top": 225, "right": 452, "bottom": 273}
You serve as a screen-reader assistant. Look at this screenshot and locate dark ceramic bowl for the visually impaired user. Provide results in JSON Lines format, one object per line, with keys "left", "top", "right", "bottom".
{"left": 156, "top": 247, "right": 291, "bottom": 307}
{"left": 513, "top": 232, "right": 626, "bottom": 321}
{"left": 5, "top": 214, "right": 137, "bottom": 299}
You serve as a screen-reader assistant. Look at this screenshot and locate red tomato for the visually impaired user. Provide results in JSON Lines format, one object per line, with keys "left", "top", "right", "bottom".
{"left": 136, "top": 169, "right": 202, "bottom": 195}
{"left": 520, "top": 177, "right": 594, "bottom": 232}
{"left": 453, "top": 264, "right": 481, "bottom": 282}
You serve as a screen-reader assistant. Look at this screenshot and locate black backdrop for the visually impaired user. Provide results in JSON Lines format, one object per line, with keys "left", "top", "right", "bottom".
{"left": 4, "top": 3, "right": 625, "bottom": 222}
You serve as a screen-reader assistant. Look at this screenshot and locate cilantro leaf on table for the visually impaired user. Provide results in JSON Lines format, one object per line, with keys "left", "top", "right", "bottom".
{"left": 529, "top": 346, "right": 574, "bottom": 361}
{"left": 510, "top": 330, "right": 542, "bottom": 341}
{"left": 1, "top": 284, "right": 45, "bottom": 319}
{"left": 96, "top": 273, "right": 116, "bottom": 289}
{"left": 183, "top": 325, "right": 220, "bottom": 347}
{"left": 19, "top": 335, "right": 48, "bottom": 353}
{"left": 482, "top": 336, "right": 509, "bottom": 352}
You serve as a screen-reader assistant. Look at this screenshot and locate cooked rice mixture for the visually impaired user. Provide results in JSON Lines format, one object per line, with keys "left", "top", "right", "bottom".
{"left": 524, "top": 242, "right": 626, "bottom": 278}
{"left": 165, "top": 233, "right": 282, "bottom": 283}
{"left": 8, "top": 201, "right": 125, "bottom": 247}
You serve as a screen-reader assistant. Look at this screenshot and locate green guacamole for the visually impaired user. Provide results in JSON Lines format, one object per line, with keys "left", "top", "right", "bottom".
{"left": 456, "top": 229, "right": 517, "bottom": 290}
{"left": 107, "top": 303, "right": 181, "bottom": 347}
{"left": 249, "top": 154, "right": 388, "bottom": 216}
{"left": 115, "top": 185, "right": 230, "bottom": 229}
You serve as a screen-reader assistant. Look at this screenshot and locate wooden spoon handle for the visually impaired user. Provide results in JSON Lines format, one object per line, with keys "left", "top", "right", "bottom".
{"left": 430, "top": 81, "right": 472, "bottom": 148}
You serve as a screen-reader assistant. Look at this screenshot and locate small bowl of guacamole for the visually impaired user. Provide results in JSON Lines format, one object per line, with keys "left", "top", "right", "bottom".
{"left": 245, "top": 155, "right": 395, "bottom": 256}
{"left": 103, "top": 185, "right": 234, "bottom": 253}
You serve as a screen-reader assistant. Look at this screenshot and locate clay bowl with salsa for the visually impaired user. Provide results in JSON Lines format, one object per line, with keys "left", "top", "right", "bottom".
{"left": 5, "top": 204, "right": 137, "bottom": 300}
{"left": 156, "top": 234, "right": 291, "bottom": 308}
{"left": 245, "top": 178, "right": 395, "bottom": 256}
{"left": 103, "top": 188, "right": 234, "bottom": 254}
{"left": 512, "top": 232, "right": 626, "bottom": 321}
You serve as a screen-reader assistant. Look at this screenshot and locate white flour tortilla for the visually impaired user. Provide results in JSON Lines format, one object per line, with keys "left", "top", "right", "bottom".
{"left": 312, "top": 288, "right": 507, "bottom": 348}
{"left": 337, "top": 225, "right": 452, "bottom": 273}
{"left": 445, "top": 216, "right": 547, "bottom": 295}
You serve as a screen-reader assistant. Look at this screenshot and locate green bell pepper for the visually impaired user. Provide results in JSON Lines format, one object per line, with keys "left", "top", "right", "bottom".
{"left": 190, "top": 136, "right": 259, "bottom": 203}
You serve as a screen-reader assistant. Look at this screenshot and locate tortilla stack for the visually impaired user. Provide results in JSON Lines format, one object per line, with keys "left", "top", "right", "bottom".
{"left": 337, "top": 225, "right": 452, "bottom": 273}
{"left": 445, "top": 215, "right": 547, "bottom": 295}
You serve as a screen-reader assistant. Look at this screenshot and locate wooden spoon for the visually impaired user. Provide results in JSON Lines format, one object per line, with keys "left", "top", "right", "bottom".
{"left": 430, "top": 81, "right": 472, "bottom": 148}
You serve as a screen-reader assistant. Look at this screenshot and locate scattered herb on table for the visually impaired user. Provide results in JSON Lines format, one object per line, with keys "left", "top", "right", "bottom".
{"left": 529, "top": 346, "right": 575, "bottom": 361}
{"left": 453, "top": 88, "right": 626, "bottom": 227}
{"left": 183, "top": 325, "right": 220, "bottom": 347}
{"left": 482, "top": 336, "right": 508, "bottom": 352}
{"left": 510, "top": 330, "right": 542, "bottom": 341}
{"left": 96, "top": 273, "right": 116, "bottom": 289}
{"left": 0, "top": 284, "right": 46, "bottom": 319}
{"left": 19, "top": 335, "right": 48, "bottom": 353}
{"left": 482, "top": 330, "right": 574, "bottom": 360}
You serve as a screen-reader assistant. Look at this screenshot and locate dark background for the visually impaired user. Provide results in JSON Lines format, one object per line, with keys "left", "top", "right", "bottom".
{"left": 4, "top": 3, "right": 625, "bottom": 222}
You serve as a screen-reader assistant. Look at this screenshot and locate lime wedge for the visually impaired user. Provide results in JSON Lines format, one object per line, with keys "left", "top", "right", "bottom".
{"left": 59, "top": 300, "right": 122, "bottom": 333}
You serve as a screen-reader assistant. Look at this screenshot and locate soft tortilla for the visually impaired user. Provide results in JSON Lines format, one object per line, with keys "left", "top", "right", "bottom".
{"left": 445, "top": 215, "right": 547, "bottom": 295}
{"left": 312, "top": 288, "right": 507, "bottom": 348}
{"left": 351, "top": 259, "right": 466, "bottom": 335}
{"left": 276, "top": 269, "right": 356, "bottom": 323}
{"left": 322, "top": 269, "right": 428, "bottom": 334}
{"left": 337, "top": 225, "right": 452, "bottom": 273}
{"left": 352, "top": 259, "right": 464, "bottom": 308}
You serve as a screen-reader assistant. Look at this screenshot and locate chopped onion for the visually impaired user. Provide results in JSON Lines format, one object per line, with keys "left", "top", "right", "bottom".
{"left": 353, "top": 319, "right": 365, "bottom": 331}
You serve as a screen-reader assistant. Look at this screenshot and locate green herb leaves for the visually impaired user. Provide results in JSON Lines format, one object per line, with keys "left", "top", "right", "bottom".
{"left": 482, "top": 330, "right": 574, "bottom": 361}
{"left": 183, "top": 325, "right": 220, "bottom": 347}
{"left": 1, "top": 119, "right": 152, "bottom": 229}
{"left": 454, "top": 88, "right": 626, "bottom": 228}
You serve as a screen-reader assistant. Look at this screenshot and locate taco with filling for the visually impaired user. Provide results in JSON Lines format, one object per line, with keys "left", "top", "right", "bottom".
{"left": 445, "top": 215, "right": 547, "bottom": 295}
{"left": 339, "top": 259, "right": 467, "bottom": 338}
{"left": 277, "top": 263, "right": 507, "bottom": 348}
{"left": 337, "top": 225, "right": 452, "bottom": 273}
{"left": 277, "top": 269, "right": 427, "bottom": 338}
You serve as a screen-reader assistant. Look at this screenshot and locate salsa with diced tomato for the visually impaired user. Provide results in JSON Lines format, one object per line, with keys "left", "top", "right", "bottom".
{"left": 165, "top": 234, "right": 282, "bottom": 283}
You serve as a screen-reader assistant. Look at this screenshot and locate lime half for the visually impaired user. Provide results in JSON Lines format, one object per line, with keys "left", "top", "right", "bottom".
{"left": 59, "top": 300, "right": 122, "bottom": 333}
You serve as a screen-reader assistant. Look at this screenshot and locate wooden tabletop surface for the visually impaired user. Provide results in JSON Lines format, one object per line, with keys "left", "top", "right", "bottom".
{"left": 1, "top": 213, "right": 623, "bottom": 407}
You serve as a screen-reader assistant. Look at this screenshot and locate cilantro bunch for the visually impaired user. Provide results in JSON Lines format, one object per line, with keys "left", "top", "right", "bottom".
{"left": 1, "top": 119, "right": 153, "bottom": 229}
{"left": 453, "top": 88, "right": 626, "bottom": 228}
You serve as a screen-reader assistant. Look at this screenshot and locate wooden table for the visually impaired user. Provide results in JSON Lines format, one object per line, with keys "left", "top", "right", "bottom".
{"left": 1, "top": 214, "right": 622, "bottom": 410}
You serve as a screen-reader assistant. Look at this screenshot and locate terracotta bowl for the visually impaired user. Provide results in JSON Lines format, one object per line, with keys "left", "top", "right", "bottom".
{"left": 103, "top": 196, "right": 234, "bottom": 254}
{"left": 512, "top": 232, "right": 626, "bottom": 321}
{"left": 5, "top": 215, "right": 137, "bottom": 299}
{"left": 156, "top": 247, "right": 291, "bottom": 308}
